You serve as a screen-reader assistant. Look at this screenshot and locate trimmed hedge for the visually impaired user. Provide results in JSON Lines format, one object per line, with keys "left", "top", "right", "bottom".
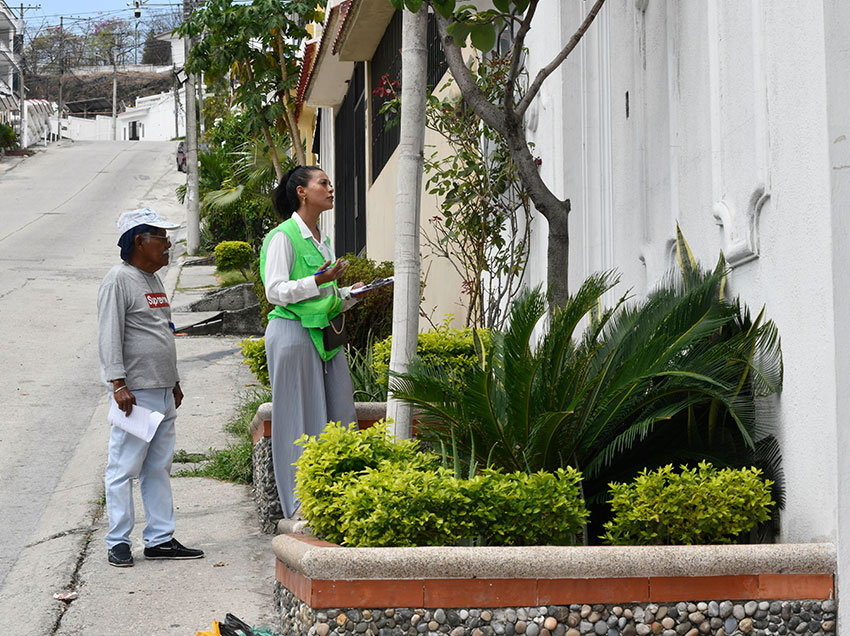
{"left": 295, "top": 421, "right": 588, "bottom": 547}
{"left": 601, "top": 461, "right": 775, "bottom": 545}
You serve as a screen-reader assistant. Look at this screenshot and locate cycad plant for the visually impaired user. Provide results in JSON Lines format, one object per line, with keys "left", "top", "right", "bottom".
{"left": 391, "top": 231, "right": 783, "bottom": 540}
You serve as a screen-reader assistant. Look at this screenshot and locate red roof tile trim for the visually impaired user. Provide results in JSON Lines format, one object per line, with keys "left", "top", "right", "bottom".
{"left": 295, "top": 39, "right": 317, "bottom": 121}
{"left": 331, "top": 0, "right": 355, "bottom": 57}
{"left": 300, "top": 1, "right": 345, "bottom": 110}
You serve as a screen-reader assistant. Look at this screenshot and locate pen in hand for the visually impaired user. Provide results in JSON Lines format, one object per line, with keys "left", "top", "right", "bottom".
{"left": 315, "top": 259, "right": 347, "bottom": 276}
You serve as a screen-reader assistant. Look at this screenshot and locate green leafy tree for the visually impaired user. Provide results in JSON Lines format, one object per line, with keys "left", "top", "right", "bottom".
{"left": 421, "top": 51, "right": 532, "bottom": 329}
{"left": 141, "top": 29, "right": 171, "bottom": 65}
{"left": 177, "top": 0, "right": 325, "bottom": 178}
{"left": 390, "top": 0, "right": 607, "bottom": 310}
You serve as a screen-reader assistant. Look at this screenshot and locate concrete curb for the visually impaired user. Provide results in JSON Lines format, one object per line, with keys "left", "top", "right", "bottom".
{"left": 273, "top": 535, "right": 836, "bottom": 580}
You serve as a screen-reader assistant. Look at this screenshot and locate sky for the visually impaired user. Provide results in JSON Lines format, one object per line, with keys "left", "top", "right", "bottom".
{"left": 20, "top": 1, "right": 184, "bottom": 33}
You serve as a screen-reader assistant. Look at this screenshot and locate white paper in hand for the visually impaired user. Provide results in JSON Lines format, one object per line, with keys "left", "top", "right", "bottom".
{"left": 108, "top": 398, "right": 165, "bottom": 442}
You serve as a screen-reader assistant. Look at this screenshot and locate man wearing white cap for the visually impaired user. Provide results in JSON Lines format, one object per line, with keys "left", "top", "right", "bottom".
{"left": 97, "top": 208, "right": 204, "bottom": 567}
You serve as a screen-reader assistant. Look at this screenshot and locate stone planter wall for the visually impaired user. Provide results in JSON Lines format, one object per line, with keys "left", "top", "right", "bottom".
{"left": 250, "top": 402, "right": 281, "bottom": 533}
{"left": 250, "top": 402, "right": 388, "bottom": 533}
{"left": 272, "top": 535, "right": 835, "bottom": 636}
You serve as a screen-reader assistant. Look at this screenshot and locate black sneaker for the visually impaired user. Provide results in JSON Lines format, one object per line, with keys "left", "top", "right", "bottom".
{"left": 143, "top": 538, "right": 204, "bottom": 560}
{"left": 108, "top": 543, "right": 134, "bottom": 567}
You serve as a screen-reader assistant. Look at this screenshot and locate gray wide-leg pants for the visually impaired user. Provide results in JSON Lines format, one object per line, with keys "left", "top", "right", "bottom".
{"left": 265, "top": 317, "right": 357, "bottom": 518}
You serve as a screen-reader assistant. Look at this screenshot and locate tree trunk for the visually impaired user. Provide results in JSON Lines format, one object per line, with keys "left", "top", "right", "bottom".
{"left": 276, "top": 34, "right": 306, "bottom": 166}
{"left": 386, "top": 7, "right": 428, "bottom": 439}
{"left": 262, "top": 124, "right": 284, "bottom": 181}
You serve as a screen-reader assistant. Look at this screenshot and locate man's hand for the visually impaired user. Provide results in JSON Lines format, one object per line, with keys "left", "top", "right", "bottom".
{"left": 113, "top": 380, "right": 136, "bottom": 416}
{"left": 173, "top": 382, "right": 183, "bottom": 409}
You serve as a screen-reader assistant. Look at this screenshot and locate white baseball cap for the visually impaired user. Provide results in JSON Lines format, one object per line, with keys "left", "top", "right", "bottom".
{"left": 117, "top": 208, "right": 181, "bottom": 236}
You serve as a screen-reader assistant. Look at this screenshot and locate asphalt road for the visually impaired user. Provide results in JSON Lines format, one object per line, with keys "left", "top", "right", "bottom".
{"left": 0, "top": 140, "right": 187, "bottom": 625}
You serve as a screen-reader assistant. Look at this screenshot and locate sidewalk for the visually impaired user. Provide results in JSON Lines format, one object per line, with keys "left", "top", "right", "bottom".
{"left": 54, "top": 255, "right": 279, "bottom": 636}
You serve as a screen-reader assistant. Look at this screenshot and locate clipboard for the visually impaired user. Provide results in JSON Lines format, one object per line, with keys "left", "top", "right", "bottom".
{"left": 351, "top": 276, "right": 394, "bottom": 295}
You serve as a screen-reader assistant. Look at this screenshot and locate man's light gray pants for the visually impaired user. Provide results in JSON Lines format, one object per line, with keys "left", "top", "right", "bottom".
{"left": 104, "top": 387, "right": 176, "bottom": 549}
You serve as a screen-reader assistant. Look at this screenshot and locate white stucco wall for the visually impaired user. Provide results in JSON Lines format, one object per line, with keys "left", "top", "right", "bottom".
{"left": 525, "top": 0, "right": 844, "bottom": 550}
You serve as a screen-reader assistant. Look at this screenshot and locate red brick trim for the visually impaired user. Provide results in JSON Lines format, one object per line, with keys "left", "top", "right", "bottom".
{"left": 276, "top": 561, "right": 834, "bottom": 608}
{"left": 759, "top": 574, "right": 834, "bottom": 600}
{"left": 252, "top": 419, "right": 272, "bottom": 444}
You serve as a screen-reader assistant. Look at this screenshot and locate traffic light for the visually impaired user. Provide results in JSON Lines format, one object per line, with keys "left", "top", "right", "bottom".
{"left": 133, "top": 0, "right": 141, "bottom": 18}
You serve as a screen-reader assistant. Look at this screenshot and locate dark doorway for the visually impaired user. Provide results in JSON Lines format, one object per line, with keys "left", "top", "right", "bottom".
{"left": 334, "top": 62, "right": 367, "bottom": 257}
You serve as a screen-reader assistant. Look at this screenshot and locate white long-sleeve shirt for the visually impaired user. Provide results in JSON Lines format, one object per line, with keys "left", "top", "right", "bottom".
{"left": 263, "top": 213, "right": 357, "bottom": 311}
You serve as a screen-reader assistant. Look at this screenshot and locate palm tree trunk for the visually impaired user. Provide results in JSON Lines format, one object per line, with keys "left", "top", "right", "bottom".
{"left": 276, "top": 33, "right": 306, "bottom": 166}
{"left": 386, "top": 7, "right": 428, "bottom": 438}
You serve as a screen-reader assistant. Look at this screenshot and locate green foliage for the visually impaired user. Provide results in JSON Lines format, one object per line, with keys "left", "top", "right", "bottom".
{"left": 341, "top": 463, "right": 476, "bottom": 547}
{"left": 421, "top": 52, "right": 532, "bottom": 329}
{"left": 294, "top": 422, "right": 432, "bottom": 545}
{"left": 601, "top": 462, "right": 775, "bottom": 545}
{"left": 251, "top": 258, "right": 274, "bottom": 328}
{"left": 215, "top": 240, "right": 253, "bottom": 272}
{"left": 0, "top": 122, "right": 18, "bottom": 150}
{"left": 295, "top": 422, "right": 588, "bottom": 547}
{"left": 372, "top": 321, "right": 490, "bottom": 387}
{"left": 178, "top": 0, "right": 323, "bottom": 147}
{"left": 392, "top": 246, "right": 784, "bottom": 539}
{"left": 389, "top": 0, "right": 531, "bottom": 51}
{"left": 338, "top": 254, "right": 394, "bottom": 352}
{"left": 347, "top": 338, "right": 389, "bottom": 402}
{"left": 475, "top": 467, "right": 588, "bottom": 546}
{"left": 240, "top": 337, "right": 269, "bottom": 386}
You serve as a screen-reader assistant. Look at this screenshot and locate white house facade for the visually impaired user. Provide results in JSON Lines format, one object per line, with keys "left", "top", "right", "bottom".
{"left": 525, "top": 0, "right": 849, "bottom": 627}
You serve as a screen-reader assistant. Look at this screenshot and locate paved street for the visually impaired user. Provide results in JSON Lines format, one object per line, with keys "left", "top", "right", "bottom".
{"left": 0, "top": 141, "right": 275, "bottom": 634}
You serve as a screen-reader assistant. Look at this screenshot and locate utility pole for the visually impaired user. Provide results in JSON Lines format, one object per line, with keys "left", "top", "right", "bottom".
{"left": 56, "top": 15, "right": 63, "bottom": 140}
{"left": 111, "top": 44, "right": 117, "bottom": 140}
{"left": 17, "top": 3, "right": 30, "bottom": 148}
{"left": 172, "top": 67, "right": 180, "bottom": 139}
{"left": 183, "top": 0, "right": 200, "bottom": 254}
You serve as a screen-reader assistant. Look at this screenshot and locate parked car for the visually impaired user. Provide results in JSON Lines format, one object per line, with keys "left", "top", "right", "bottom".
{"left": 176, "top": 141, "right": 187, "bottom": 172}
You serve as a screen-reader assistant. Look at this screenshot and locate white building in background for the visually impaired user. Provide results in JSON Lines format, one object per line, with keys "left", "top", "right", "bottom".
{"left": 65, "top": 90, "right": 184, "bottom": 142}
{"left": 0, "top": 0, "right": 18, "bottom": 98}
{"left": 303, "top": 0, "right": 850, "bottom": 627}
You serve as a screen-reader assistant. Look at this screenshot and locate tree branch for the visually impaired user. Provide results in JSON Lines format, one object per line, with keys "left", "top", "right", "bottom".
{"left": 433, "top": 11, "right": 509, "bottom": 138}
{"left": 504, "top": 0, "right": 538, "bottom": 115}
{"left": 516, "top": 0, "right": 606, "bottom": 118}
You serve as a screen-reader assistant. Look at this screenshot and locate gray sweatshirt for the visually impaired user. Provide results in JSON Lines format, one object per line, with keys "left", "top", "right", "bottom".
{"left": 97, "top": 262, "right": 179, "bottom": 390}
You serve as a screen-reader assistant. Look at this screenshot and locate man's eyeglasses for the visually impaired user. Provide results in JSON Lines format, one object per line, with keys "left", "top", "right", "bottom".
{"left": 142, "top": 233, "right": 169, "bottom": 241}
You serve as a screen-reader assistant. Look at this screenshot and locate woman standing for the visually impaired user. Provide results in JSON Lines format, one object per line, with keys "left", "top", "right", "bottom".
{"left": 260, "top": 166, "right": 363, "bottom": 518}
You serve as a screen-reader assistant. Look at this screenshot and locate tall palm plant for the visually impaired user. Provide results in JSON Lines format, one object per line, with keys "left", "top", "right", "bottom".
{"left": 392, "top": 239, "right": 783, "bottom": 538}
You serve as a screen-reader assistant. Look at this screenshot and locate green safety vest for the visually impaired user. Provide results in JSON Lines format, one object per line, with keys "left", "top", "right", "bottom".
{"left": 260, "top": 218, "right": 343, "bottom": 361}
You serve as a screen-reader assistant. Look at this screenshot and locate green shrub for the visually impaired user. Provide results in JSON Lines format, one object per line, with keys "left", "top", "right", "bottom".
{"left": 373, "top": 321, "right": 490, "bottom": 386}
{"left": 240, "top": 337, "right": 269, "bottom": 386}
{"left": 341, "top": 465, "right": 588, "bottom": 547}
{"left": 202, "top": 195, "right": 279, "bottom": 253}
{"left": 475, "top": 468, "right": 588, "bottom": 546}
{"left": 0, "top": 122, "right": 17, "bottom": 150}
{"left": 295, "top": 421, "right": 435, "bottom": 545}
{"left": 601, "top": 461, "right": 775, "bottom": 545}
{"left": 341, "top": 462, "right": 475, "bottom": 546}
{"left": 338, "top": 254, "right": 394, "bottom": 352}
{"left": 251, "top": 258, "right": 274, "bottom": 328}
{"left": 215, "top": 240, "right": 253, "bottom": 272}
{"left": 347, "top": 338, "right": 389, "bottom": 402}
{"left": 295, "top": 421, "right": 588, "bottom": 547}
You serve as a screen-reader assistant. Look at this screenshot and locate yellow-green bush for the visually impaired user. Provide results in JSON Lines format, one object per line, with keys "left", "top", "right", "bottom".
{"left": 295, "top": 421, "right": 588, "bottom": 547}
{"left": 601, "top": 461, "right": 774, "bottom": 545}
{"left": 240, "top": 337, "right": 268, "bottom": 386}
{"left": 295, "top": 421, "right": 432, "bottom": 545}
{"left": 214, "top": 240, "right": 253, "bottom": 272}
{"left": 372, "top": 322, "right": 490, "bottom": 387}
